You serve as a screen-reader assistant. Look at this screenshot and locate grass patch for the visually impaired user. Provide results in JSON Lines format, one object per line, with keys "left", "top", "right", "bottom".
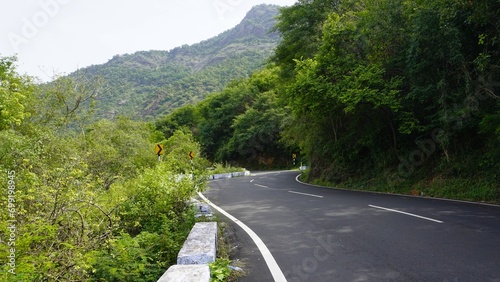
{"left": 209, "top": 163, "right": 247, "bottom": 175}
{"left": 302, "top": 168, "right": 499, "bottom": 204}
{"left": 203, "top": 219, "right": 246, "bottom": 282}
{"left": 416, "top": 176, "right": 497, "bottom": 202}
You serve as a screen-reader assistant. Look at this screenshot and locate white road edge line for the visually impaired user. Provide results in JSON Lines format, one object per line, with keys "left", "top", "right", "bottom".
{"left": 198, "top": 192, "right": 287, "bottom": 282}
{"left": 369, "top": 205, "right": 443, "bottom": 224}
{"left": 251, "top": 171, "right": 286, "bottom": 176}
{"left": 288, "top": 191, "right": 324, "bottom": 198}
{"left": 295, "top": 174, "right": 303, "bottom": 183}
{"left": 254, "top": 184, "right": 269, "bottom": 188}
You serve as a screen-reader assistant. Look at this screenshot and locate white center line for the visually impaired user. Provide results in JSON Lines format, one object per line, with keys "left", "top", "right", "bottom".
{"left": 369, "top": 205, "right": 443, "bottom": 224}
{"left": 288, "top": 191, "right": 324, "bottom": 198}
{"left": 254, "top": 184, "right": 268, "bottom": 188}
{"left": 250, "top": 179, "right": 254, "bottom": 183}
{"left": 198, "top": 192, "right": 287, "bottom": 282}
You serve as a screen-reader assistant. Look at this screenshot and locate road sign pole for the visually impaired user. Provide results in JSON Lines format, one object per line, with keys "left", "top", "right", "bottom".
{"left": 188, "top": 151, "right": 197, "bottom": 190}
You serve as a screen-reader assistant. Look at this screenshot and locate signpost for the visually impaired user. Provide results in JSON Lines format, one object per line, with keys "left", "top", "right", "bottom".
{"left": 155, "top": 144, "right": 164, "bottom": 162}
{"left": 188, "top": 151, "right": 195, "bottom": 185}
{"left": 156, "top": 144, "right": 164, "bottom": 155}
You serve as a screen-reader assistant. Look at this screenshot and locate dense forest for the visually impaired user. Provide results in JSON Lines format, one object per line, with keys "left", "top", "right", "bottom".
{"left": 158, "top": 0, "right": 499, "bottom": 202}
{"left": 0, "top": 56, "right": 212, "bottom": 280}
{"left": 1, "top": 0, "right": 499, "bottom": 280}
{"left": 156, "top": 66, "right": 294, "bottom": 168}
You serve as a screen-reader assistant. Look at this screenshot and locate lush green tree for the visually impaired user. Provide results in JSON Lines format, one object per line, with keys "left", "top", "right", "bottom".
{"left": 272, "top": 0, "right": 341, "bottom": 78}
{"left": 88, "top": 130, "right": 206, "bottom": 281}
{"left": 0, "top": 56, "right": 208, "bottom": 281}
{"left": 197, "top": 79, "right": 259, "bottom": 161}
{"left": 161, "top": 129, "right": 210, "bottom": 178}
{"left": 219, "top": 88, "right": 289, "bottom": 167}
{"left": 274, "top": 0, "right": 499, "bottom": 200}
{"left": 156, "top": 67, "right": 293, "bottom": 168}
{"left": 0, "top": 124, "right": 112, "bottom": 281}
{"left": 280, "top": 1, "right": 405, "bottom": 180}
{"left": 155, "top": 105, "right": 201, "bottom": 139}
{"left": 84, "top": 117, "right": 156, "bottom": 189}
{"left": 0, "top": 57, "right": 34, "bottom": 130}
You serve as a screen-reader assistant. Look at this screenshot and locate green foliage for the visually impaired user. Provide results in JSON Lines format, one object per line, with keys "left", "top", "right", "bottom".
{"left": 161, "top": 129, "right": 208, "bottom": 177}
{"left": 33, "top": 74, "right": 103, "bottom": 129}
{"left": 0, "top": 57, "right": 34, "bottom": 130}
{"left": 84, "top": 117, "right": 156, "bottom": 188}
{"left": 196, "top": 78, "right": 260, "bottom": 161}
{"left": 156, "top": 67, "right": 294, "bottom": 169}
{"left": 272, "top": 0, "right": 340, "bottom": 78}
{"left": 1, "top": 1, "right": 500, "bottom": 279}
{"left": 209, "top": 258, "right": 232, "bottom": 282}
{"left": 220, "top": 90, "right": 288, "bottom": 167}
{"left": 88, "top": 159, "right": 200, "bottom": 281}
{"left": 86, "top": 130, "right": 204, "bottom": 281}
{"left": 0, "top": 57, "right": 207, "bottom": 281}
{"left": 209, "top": 163, "right": 246, "bottom": 175}
{"left": 155, "top": 105, "right": 201, "bottom": 139}
{"left": 0, "top": 131, "right": 107, "bottom": 280}
{"left": 479, "top": 112, "right": 500, "bottom": 174}
{"left": 115, "top": 163, "right": 197, "bottom": 235}
{"left": 86, "top": 233, "right": 151, "bottom": 282}
{"left": 59, "top": 5, "right": 282, "bottom": 120}
{"left": 207, "top": 221, "right": 246, "bottom": 282}
{"left": 274, "top": 0, "right": 499, "bottom": 200}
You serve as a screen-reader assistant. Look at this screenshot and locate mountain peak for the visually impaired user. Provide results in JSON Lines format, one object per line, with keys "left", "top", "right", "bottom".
{"left": 233, "top": 4, "right": 281, "bottom": 39}
{"left": 245, "top": 4, "right": 281, "bottom": 21}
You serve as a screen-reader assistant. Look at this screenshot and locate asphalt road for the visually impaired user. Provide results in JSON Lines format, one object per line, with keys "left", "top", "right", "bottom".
{"left": 202, "top": 171, "right": 500, "bottom": 282}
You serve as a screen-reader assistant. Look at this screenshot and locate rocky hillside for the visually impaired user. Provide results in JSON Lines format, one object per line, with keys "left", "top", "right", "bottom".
{"left": 73, "top": 4, "right": 281, "bottom": 119}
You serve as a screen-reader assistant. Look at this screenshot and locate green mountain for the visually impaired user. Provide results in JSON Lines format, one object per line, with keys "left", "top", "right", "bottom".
{"left": 76, "top": 4, "right": 281, "bottom": 119}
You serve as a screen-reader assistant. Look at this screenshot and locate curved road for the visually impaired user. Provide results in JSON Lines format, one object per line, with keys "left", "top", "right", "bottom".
{"left": 203, "top": 171, "right": 500, "bottom": 282}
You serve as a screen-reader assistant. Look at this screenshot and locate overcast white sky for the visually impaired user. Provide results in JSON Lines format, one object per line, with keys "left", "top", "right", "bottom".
{"left": 1, "top": 0, "right": 296, "bottom": 82}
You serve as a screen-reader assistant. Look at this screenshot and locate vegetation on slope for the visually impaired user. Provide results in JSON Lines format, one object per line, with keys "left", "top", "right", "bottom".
{"left": 72, "top": 4, "right": 282, "bottom": 120}
{"left": 277, "top": 0, "right": 500, "bottom": 202}
{"left": 1, "top": 1, "right": 499, "bottom": 280}
{"left": 160, "top": 0, "right": 500, "bottom": 202}
{"left": 0, "top": 57, "right": 208, "bottom": 281}
{"left": 156, "top": 66, "right": 295, "bottom": 169}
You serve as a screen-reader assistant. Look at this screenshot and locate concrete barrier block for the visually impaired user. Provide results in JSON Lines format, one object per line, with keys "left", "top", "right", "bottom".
{"left": 212, "top": 173, "right": 232, "bottom": 180}
{"left": 194, "top": 202, "right": 213, "bottom": 218}
{"left": 209, "top": 170, "right": 250, "bottom": 180}
{"left": 177, "top": 222, "right": 217, "bottom": 265}
{"left": 157, "top": 265, "right": 210, "bottom": 282}
{"left": 231, "top": 171, "right": 250, "bottom": 177}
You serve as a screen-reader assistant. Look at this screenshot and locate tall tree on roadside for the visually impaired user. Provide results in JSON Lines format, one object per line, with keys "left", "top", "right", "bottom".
{"left": 272, "top": 0, "right": 341, "bottom": 79}
{"left": 0, "top": 57, "right": 34, "bottom": 130}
